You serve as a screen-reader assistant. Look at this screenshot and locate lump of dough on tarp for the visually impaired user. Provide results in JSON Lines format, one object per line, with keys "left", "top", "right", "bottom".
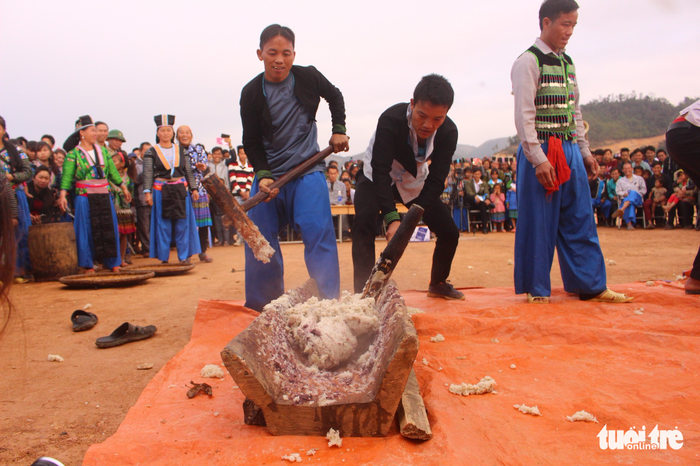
{"left": 514, "top": 404, "right": 542, "bottom": 416}
{"left": 567, "top": 410, "right": 599, "bottom": 423}
{"left": 449, "top": 376, "right": 496, "bottom": 396}
{"left": 281, "top": 452, "right": 302, "bottom": 462}
{"left": 326, "top": 428, "right": 342, "bottom": 447}
{"left": 201, "top": 364, "right": 224, "bottom": 378}
{"left": 430, "top": 333, "right": 445, "bottom": 343}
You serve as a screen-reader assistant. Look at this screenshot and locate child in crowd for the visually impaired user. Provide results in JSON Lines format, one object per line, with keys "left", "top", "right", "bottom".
{"left": 489, "top": 183, "right": 506, "bottom": 232}
{"left": 664, "top": 170, "right": 696, "bottom": 213}
{"left": 111, "top": 151, "right": 136, "bottom": 266}
{"left": 650, "top": 178, "right": 667, "bottom": 214}
{"left": 505, "top": 171, "right": 517, "bottom": 232}
{"left": 488, "top": 168, "right": 502, "bottom": 188}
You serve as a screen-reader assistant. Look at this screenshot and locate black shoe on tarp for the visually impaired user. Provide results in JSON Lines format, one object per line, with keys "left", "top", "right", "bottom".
{"left": 427, "top": 281, "right": 465, "bottom": 300}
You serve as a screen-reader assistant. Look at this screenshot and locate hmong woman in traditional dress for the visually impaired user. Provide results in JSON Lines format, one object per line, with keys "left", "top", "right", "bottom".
{"left": 110, "top": 150, "right": 137, "bottom": 267}
{"left": 0, "top": 116, "right": 33, "bottom": 282}
{"left": 58, "top": 115, "right": 131, "bottom": 273}
{"left": 176, "top": 125, "right": 213, "bottom": 262}
{"left": 143, "top": 114, "right": 200, "bottom": 264}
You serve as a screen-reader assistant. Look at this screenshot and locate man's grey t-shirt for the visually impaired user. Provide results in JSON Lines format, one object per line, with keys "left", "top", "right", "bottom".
{"left": 262, "top": 74, "right": 321, "bottom": 178}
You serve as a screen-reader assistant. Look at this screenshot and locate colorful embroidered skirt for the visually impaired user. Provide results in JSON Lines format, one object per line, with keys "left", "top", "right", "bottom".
{"left": 116, "top": 208, "right": 137, "bottom": 234}
{"left": 491, "top": 211, "right": 506, "bottom": 222}
{"left": 508, "top": 209, "right": 518, "bottom": 219}
{"left": 192, "top": 191, "right": 212, "bottom": 228}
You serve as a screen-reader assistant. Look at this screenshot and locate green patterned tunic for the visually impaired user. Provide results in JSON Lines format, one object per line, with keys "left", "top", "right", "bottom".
{"left": 60, "top": 145, "right": 123, "bottom": 195}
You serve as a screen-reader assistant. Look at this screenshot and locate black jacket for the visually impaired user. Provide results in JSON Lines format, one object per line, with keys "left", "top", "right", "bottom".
{"left": 368, "top": 103, "right": 458, "bottom": 221}
{"left": 143, "top": 145, "right": 197, "bottom": 192}
{"left": 239, "top": 65, "right": 346, "bottom": 178}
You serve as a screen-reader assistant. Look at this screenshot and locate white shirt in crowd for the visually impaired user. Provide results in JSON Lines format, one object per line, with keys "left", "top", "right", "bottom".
{"left": 616, "top": 174, "right": 647, "bottom": 198}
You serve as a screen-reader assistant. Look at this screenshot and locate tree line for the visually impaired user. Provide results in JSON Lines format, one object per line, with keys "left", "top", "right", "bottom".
{"left": 582, "top": 93, "right": 697, "bottom": 145}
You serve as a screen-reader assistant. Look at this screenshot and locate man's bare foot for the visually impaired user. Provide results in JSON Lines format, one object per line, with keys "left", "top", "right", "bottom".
{"left": 111, "top": 266, "right": 121, "bottom": 273}
{"left": 84, "top": 268, "right": 95, "bottom": 275}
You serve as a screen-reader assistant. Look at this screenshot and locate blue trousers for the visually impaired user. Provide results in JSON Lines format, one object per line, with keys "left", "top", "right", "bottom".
{"left": 14, "top": 188, "right": 31, "bottom": 276}
{"left": 245, "top": 171, "right": 340, "bottom": 312}
{"left": 452, "top": 205, "right": 469, "bottom": 231}
{"left": 514, "top": 141, "right": 607, "bottom": 297}
{"left": 150, "top": 189, "right": 201, "bottom": 262}
{"left": 621, "top": 190, "right": 643, "bottom": 225}
{"left": 592, "top": 197, "right": 611, "bottom": 219}
{"left": 74, "top": 195, "right": 121, "bottom": 269}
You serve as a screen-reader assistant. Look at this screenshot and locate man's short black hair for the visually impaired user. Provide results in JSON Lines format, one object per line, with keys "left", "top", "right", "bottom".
{"left": 41, "top": 134, "right": 55, "bottom": 145}
{"left": 211, "top": 146, "right": 223, "bottom": 154}
{"left": 631, "top": 148, "right": 643, "bottom": 157}
{"left": 472, "top": 167, "right": 481, "bottom": 174}
{"left": 651, "top": 161, "right": 662, "bottom": 168}
{"left": 326, "top": 165, "right": 338, "bottom": 174}
{"left": 95, "top": 121, "right": 108, "bottom": 128}
{"left": 237, "top": 145, "right": 244, "bottom": 153}
{"left": 139, "top": 142, "right": 151, "bottom": 151}
{"left": 645, "top": 145, "right": 656, "bottom": 153}
{"left": 413, "top": 74, "right": 454, "bottom": 109}
{"left": 656, "top": 149, "right": 667, "bottom": 156}
{"left": 260, "top": 24, "right": 295, "bottom": 49}
{"left": 594, "top": 149, "right": 605, "bottom": 156}
{"left": 539, "top": 0, "right": 579, "bottom": 31}
{"left": 611, "top": 167, "right": 620, "bottom": 174}
{"left": 620, "top": 147, "right": 630, "bottom": 153}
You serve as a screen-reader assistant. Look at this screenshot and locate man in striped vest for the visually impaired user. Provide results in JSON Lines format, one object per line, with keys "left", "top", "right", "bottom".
{"left": 511, "top": 0, "right": 632, "bottom": 304}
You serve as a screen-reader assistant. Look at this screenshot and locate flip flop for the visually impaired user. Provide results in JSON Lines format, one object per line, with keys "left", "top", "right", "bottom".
{"left": 95, "top": 322, "right": 157, "bottom": 348}
{"left": 527, "top": 293, "right": 549, "bottom": 304}
{"left": 588, "top": 289, "right": 634, "bottom": 303}
{"left": 71, "top": 310, "right": 98, "bottom": 332}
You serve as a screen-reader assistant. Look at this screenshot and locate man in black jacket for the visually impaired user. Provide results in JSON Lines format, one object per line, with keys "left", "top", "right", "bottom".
{"left": 240, "top": 24, "right": 349, "bottom": 311}
{"left": 352, "top": 75, "right": 463, "bottom": 300}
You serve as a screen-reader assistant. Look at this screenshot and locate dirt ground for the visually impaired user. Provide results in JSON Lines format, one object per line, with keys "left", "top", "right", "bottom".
{"left": 0, "top": 227, "right": 697, "bottom": 465}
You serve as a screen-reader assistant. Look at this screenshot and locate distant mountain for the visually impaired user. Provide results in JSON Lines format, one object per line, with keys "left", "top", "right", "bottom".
{"left": 467, "top": 137, "right": 512, "bottom": 159}
{"left": 452, "top": 144, "right": 476, "bottom": 160}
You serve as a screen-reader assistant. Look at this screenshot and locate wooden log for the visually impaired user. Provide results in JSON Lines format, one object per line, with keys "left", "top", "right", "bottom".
{"left": 201, "top": 173, "right": 274, "bottom": 263}
{"left": 28, "top": 223, "right": 79, "bottom": 281}
{"left": 221, "top": 280, "right": 419, "bottom": 437}
{"left": 397, "top": 369, "right": 432, "bottom": 440}
{"left": 239, "top": 146, "right": 333, "bottom": 211}
{"left": 362, "top": 204, "right": 425, "bottom": 298}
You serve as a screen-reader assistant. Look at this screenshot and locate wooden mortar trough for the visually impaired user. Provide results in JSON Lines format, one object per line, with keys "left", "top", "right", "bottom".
{"left": 221, "top": 279, "right": 419, "bottom": 437}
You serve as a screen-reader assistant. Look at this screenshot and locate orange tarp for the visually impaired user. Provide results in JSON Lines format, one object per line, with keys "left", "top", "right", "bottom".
{"left": 83, "top": 282, "right": 700, "bottom": 465}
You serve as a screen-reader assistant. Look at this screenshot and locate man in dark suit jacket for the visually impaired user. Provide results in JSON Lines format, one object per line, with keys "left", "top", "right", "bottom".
{"left": 352, "top": 74, "right": 463, "bottom": 300}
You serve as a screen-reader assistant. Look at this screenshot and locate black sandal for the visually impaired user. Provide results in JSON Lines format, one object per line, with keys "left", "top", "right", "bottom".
{"left": 71, "top": 310, "right": 98, "bottom": 332}
{"left": 95, "top": 322, "right": 157, "bottom": 348}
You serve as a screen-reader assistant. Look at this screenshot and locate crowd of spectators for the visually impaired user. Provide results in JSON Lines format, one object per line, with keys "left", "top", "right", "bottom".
{"left": 443, "top": 156, "right": 518, "bottom": 234}
{"left": 5, "top": 116, "right": 696, "bottom": 285}
{"left": 442, "top": 146, "right": 699, "bottom": 235}
{"left": 589, "top": 145, "right": 699, "bottom": 230}
{"left": 0, "top": 117, "right": 369, "bottom": 283}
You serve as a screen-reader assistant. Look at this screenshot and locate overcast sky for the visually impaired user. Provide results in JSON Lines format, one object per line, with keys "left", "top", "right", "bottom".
{"left": 2, "top": 0, "right": 698, "bottom": 156}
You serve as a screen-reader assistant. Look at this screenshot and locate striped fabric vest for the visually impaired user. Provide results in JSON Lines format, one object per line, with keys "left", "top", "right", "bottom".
{"left": 525, "top": 45, "right": 578, "bottom": 143}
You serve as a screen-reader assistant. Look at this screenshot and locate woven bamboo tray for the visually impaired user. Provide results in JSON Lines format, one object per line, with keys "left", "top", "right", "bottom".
{"left": 59, "top": 271, "right": 155, "bottom": 289}
{"left": 123, "top": 263, "right": 195, "bottom": 277}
